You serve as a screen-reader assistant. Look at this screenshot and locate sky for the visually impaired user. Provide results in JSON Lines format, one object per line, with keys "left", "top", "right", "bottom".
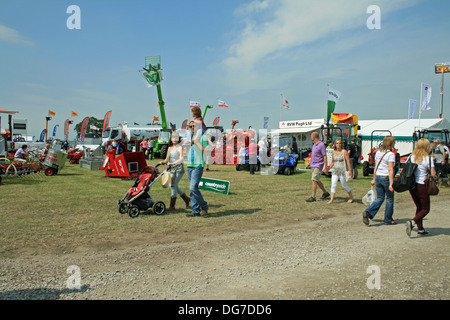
{"left": 1, "top": 0, "right": 450, "bottom": 140}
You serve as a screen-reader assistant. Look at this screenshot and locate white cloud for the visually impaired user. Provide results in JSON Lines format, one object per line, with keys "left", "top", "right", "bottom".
{"left": 0, "top": 24, "right": 33, "bottom": 46}
{"left": 221, "top": 0, "right": 419, "bottom": 94}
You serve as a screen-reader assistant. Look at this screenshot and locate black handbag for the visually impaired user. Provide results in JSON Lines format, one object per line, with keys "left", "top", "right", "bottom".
{"left": 393, "top": 156, "right": 417, "bottom": 193}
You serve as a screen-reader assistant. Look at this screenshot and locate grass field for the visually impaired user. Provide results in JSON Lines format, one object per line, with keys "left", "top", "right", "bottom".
{"left": 0, "top": 159, "right": 415, "bottom": 258}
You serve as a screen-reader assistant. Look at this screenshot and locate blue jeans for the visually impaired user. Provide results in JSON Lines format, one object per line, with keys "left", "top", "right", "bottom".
{"left": 187, "top": 166, "right": 208, "bottom": 214}
{"left": 366, "top": 176, "right": 395, "bottom": 223}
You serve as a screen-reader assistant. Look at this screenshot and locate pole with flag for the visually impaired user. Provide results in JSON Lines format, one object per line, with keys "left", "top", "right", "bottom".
{"left": 218, "top": 100, "right": 229, "bottom": 108}
{"left": 419, "top": 82, "right": 432, "bottom": 129}
{"left": 408, "top": 99, "right": 417, "bottom": 119}
{"left": 327, "top": 85, "right": 341, "bottom": 125}
{"left": 280, "top": 94, "right": 290, "bottom": 123}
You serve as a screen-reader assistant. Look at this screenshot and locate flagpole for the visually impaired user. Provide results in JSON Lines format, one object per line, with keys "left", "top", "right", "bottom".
{"left": 326, "top": 84, "right": 330, "bottom": 125}
{"left": 408, "top": 99, "right": 411, "bottom": 119}
{"left": 280, "top": 94, "right": 282, "bottom": 124}
{"left": 419, "top": 82, "right": 423, "bottom": 129}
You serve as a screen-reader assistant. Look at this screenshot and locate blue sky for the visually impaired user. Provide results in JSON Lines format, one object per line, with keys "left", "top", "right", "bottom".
{"left": 1, "top": 0, "right": 449, "bottom": 139}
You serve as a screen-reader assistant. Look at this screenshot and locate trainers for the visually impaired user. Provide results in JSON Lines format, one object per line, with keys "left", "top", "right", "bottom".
{"left": 306, "top": 196, "right": 316, "bottom": 202}
{"left": 417, "top": 229, "right": 429, "bottom": 235}
{"left": 186, "top": 212, "right": 200, "bottom": 217}
{"left": 362, "top": 211, "right": 371, "bottom": 226}
{"left": 406, "top": 221, "right": 414, "bottom": 236}
{"left": 321, "top": 192, "right": 330, "bottom": 199}
{"left": 200, "top": 206, "right": 209, "bottom": 218}
{"left": 384, "top": 220, "right": 397, "bottom": 225}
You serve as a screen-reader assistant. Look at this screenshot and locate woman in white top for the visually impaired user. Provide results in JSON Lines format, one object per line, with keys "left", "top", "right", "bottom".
{"left": 406, "top": 138, "right": 437, "bottom": 236}
{"left": 363, "top": 136, "right": 397, "bottom": 226}
{"left": 328, "top": 139, "right": 353, "bottom": 204}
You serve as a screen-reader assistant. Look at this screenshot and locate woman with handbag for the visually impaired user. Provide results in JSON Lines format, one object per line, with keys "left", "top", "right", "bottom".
{"left": 406, "top": 139, "right": 437, "bottom": 236}
{"left": 362, "top": 136, "right": 397, "bottom": 226}
{"left": 158, "top": 133, "right": 190, "bottom": 211}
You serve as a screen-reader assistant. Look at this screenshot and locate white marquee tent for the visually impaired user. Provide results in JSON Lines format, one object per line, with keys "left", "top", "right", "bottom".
{"left": 358, "top": 118, "right": 450, "bottom": 161}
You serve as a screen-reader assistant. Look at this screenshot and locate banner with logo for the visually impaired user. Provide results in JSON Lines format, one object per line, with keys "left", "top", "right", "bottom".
{"left": 199, "top": 177, "right": 230, "bottom": 195}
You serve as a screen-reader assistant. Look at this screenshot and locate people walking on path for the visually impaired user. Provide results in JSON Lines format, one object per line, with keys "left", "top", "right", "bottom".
{"left": 305, "top": 132, "right": 330, "bottom": 202}
{"left": 362, "top": 136, "right": 397, "bottom": 226}
{"left": 186, "top": 119, "right": 209, "bottom": 217}
{"left": 158, "top": 133, "right": 190, "bottom": 211}
{"left": 328, "top": 139, "right": 353, "bottom": 204}
{"left": 406, "top": 138, "right": 437, "bottom": 236}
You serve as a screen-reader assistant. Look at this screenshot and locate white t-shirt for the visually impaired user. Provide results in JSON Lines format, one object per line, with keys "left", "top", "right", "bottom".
{"left": 411, "top": 155, "right": 434, "bottom": 185}
{"left": 375, "top": 150, "right": 396, "bottom": 176}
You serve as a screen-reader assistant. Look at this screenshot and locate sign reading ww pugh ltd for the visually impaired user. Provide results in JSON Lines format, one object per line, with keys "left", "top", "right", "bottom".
{"left": 199, "top": 178, "right": 230, "bottom": 195}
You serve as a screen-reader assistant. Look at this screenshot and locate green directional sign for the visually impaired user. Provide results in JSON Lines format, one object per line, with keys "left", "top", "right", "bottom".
{"left": 199, "top": 177, "right": 230, "bottom": 195}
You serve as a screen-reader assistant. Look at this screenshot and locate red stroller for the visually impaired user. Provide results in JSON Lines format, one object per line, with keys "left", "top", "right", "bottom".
{"left": 118, "top": 164, "right": 168, "bottom": 218}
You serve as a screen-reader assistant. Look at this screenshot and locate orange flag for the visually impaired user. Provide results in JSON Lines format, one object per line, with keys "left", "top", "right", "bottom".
{"left": 49, "top": 110, "right": 56, "bottom": 116}
{"left": 71, "top": 111, "right": 78, "bottom": 117}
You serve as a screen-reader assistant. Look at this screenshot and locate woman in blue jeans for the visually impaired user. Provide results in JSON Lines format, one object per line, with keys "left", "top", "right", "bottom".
{"left": 363, "top": 136, "right": 397, "bottom": 226}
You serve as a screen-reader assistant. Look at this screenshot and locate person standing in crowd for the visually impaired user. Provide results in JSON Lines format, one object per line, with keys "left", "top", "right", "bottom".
{"left": 346, "top": 138, "right": 359, "bottom": 179}
{"left": 14, "top": 144, "right": 28, "bottom": 164}
{"left": 433, "top": 139, "right": 447, "bottom": 187}
{"left": 363, "top": 136, "right": 397, "bottom": 226}
{"left": 191, "top": 106, "right": 206, "bottom": 134}
{"left": 441, "top": 140, "right": 450, "bottom": 187}
{"left": 327, "top": 139, "right": 353, "bottom": 204}
{"left": 406, "top": 138, "right": 437, "bottom": 236}
{"left": 306, "top": 132, "right": 330, "bottom": 202}
{"left": 258, "top": 135, "right": 268, "bottom": 167}
{"left": 248, "top": 138, "right": 258, "bottom": 175}
{"left": 158, "top": 133, "right": 190, "bottom": 211}
{"left": 147, "top": 138, "right": 154, "bottom": 160}
{"left": 186, "top": 119, "right": 209, "bottom": 217}
{"left": 140, "top": 138, "right": 149, "bottom": 160}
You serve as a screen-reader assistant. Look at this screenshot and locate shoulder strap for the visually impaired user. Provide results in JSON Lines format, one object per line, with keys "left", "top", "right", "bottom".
{"left": 374, "top": 151, "right": 390, "bottom": 174}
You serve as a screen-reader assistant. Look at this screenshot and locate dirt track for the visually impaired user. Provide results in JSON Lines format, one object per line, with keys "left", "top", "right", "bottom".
{"left": 0, "top": 194, "right": 449, "bottom": 301}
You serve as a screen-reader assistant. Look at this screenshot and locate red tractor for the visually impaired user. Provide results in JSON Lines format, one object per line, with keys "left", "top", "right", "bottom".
{"left": 363, "top": 130, "right": 400, "bottom": 176}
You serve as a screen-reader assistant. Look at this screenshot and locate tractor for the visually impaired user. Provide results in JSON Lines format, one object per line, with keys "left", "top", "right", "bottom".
{"left": 362, "top": 130, "right": 400, "bottom": 176}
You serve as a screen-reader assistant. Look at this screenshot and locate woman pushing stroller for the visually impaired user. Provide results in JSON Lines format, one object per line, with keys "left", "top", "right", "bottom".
{"left": 158, "top": 132, "right": 190, "bottom": 211}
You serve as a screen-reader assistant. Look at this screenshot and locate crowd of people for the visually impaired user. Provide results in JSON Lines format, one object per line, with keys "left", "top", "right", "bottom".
{"left": 138, "top": 116, "right": 447, "bottom": 231}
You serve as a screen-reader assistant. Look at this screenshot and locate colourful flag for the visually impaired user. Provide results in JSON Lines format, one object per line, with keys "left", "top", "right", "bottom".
{"left": 421, "top": 84, "right": 432, "bottom": 111}
{"left": 218, "top": 100, "right": 229, "bottom": 108}
{"left": 409, "top": 99, "right": 417, "bottom": 119}
{"left": 102, "top": 110, "right": 112, "bottom": 134}
{"left": 80, "top": 117, "right": 89, "bottom": 142}
{"left": 327, "top": 87, "right": 341, "bottom": 124}
{"left": 281, "top": 95, "right": 290, "bottom": 111}
{"left": 190, "top": 101, "right": 201, "bottom": 108}
{"left": 64, "top": 119, "right": 70, "bottom": 141}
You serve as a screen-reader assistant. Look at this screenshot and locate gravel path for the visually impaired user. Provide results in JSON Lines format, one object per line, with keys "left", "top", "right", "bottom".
{"left": 1, "top": 196, "right": 449, "bottom": 300}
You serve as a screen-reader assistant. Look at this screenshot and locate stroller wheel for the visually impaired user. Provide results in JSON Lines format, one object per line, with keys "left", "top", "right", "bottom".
{"left": 118, "top": 202, "right": 128, "bottom": 214}
{"left": 128, "top": 205, "right": 140, "bottom": 218}
{"left": 152, "top": 201, "right": 166, "bottom": 215}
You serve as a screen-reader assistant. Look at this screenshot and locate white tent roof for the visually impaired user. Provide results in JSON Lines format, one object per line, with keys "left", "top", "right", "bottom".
{"left": 358, "top": 118, "right": 449, "bottom": 138}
